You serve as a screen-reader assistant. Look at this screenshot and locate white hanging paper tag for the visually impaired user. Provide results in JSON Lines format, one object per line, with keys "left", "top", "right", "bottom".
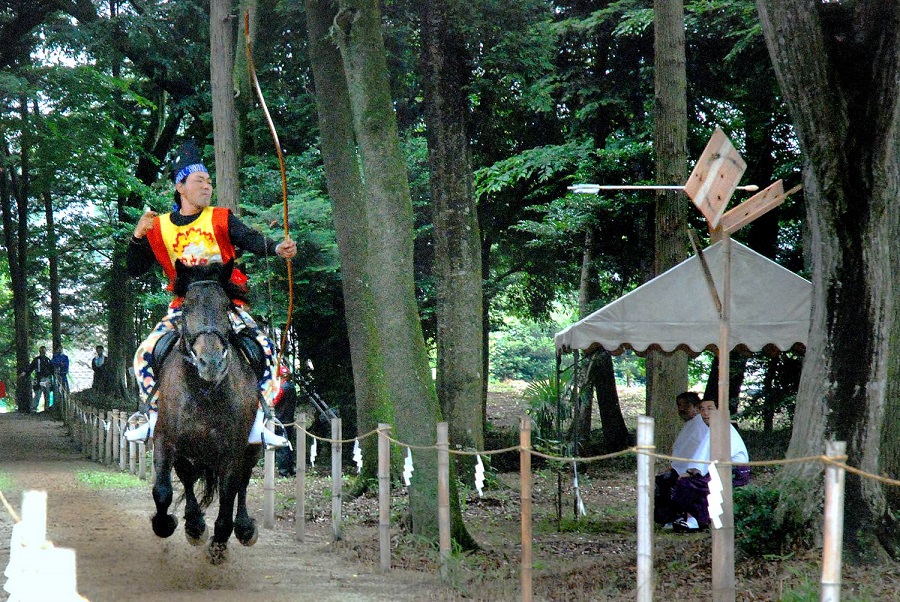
{"left": 474, "top": 454, "right": 485, "bottom": 497}
{"left": 309, "top": 438, "right": 318, "bottom": 467}
{"left": 707, "top": 461, "right": 724, "bottom": 529}
{"left": 352, "top": 438, "right": 363, "bottom": 474}
{"left": 402, "top": 448, "right": 414, "bottom": 486}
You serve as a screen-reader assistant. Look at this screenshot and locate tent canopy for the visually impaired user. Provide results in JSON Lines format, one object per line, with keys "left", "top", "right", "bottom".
{"left": 554, "top": 239, "right": 811, "bottom": 356}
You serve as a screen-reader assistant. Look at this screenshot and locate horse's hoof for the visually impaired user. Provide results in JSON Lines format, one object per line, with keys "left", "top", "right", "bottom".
{"left": 207, "top": 541, "right": 228, "bottom": 565}
{"left": 185, "top": 524, "right": 208, "bottom": 546}
{"left": 237, "top": 527, "right": 258, "bottom": 547}
{"left": 152, "top": 514, "right": 178, "bottom": 538}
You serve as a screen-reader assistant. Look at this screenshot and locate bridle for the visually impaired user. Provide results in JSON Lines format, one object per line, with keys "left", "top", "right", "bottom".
{"left": 179, "top": 279, "right": 231, "bottom": 370}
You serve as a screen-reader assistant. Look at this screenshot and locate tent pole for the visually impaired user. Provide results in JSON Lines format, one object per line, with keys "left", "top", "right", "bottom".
{"left": 712, "top": 234, "right": 736, "bottom": 601}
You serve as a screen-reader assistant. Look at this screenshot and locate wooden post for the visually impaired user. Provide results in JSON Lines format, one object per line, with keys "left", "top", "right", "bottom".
{"left": 295, "top": 412, "right": 307, "bottom": 542}
{"left": 138, "top": 441, "right": 147, "bottom": 480}
{"left": 821, "top": 440, "right": 846, "bottom": 602}
{"left": 105, "top": 411, "right": 113, "bottom": 464}
{"left": 331, "top": 417, "right": 342, "bottom": 541}
{"left": 712, "top": 234, "right": 736, "bottom": 602}
{"left": 637, "top": 416, "right": 655, "bottom": 602}
{"left": 129, "top": 440, "right": 137, "bottom": 474}
{"left": 111, "top": 409, "right": 120, "bottom": 464}
{"left": 119, "top": 416, "right": 128, "bottom": 471}
{"left": 520, "top": 415, "right": 533, "bottom": 602}
{"left": 437, "top": 422, "right": 451, "bottom": 580}
{"left": 263, "top": 418, "right": 276, "bottom": 529}
{"left": 378, "top": 422, "right": 391, "bottom": 572}
{"left": 90, "top": 409, "right": 98, "bottom": 461}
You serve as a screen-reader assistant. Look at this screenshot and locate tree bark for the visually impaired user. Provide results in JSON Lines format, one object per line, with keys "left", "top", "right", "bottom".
{"left": 756, "top": 0, "right": 900, "bottom": 560}
{"left": 12, "top": 97, "right": 32, "bottom": 411}
{"left": 647, "top": 0, "right": 689, "bottom": 455}
{"left": 305, "top": 0, "right": 392, "bottom": 484}
{"left": 332, "top": 0, "right": 444, "bottom": 539}
{"left": 421, "top": 0, "right": 485, "bottom": 456}
{"left": 210, "top": 0, "right": 240, "bottom": 212}
{"left": 44, "top": 190, "right": 61, "bottom": 351}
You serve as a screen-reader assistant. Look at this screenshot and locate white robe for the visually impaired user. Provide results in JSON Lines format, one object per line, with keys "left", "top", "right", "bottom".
{"left": 670, "top": 414, "right": 710, "bottom": 476}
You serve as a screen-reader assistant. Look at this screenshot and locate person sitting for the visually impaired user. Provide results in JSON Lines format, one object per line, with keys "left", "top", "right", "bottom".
{"left": 666, "top": 397, "right": 751, "bottom": 533}
{"left": 654, "top": 392, "right": 710, "bottom": 529}
{"left": 123, "top": 141, "right": 294, "bottom": 449}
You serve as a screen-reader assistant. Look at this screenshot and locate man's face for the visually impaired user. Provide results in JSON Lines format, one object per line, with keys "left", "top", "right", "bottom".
{"left": 176, "top": 171, "right": 213, "bottom": 211}
{"left": 699, "top": 400, "right": 715, "bottom": 426}
{"left": 676, "top": 398, "right": 698, "bottom": 421}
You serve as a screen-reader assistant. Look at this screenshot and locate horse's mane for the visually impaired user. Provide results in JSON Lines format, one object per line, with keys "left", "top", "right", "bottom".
{"left": 172, "top": 260, "right": 248, "bottom": 304}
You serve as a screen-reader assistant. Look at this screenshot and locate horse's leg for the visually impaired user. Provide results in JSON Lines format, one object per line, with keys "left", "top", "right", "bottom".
{"left": 207, "top": 468, "right": 239, "bottom": 565}
{"left": 151, "top": 443, "right": 178, "bottom": 538}
{"left": 234, "top": 445, "right": 262, "bottom": 547}
{"left": 173, "top": 456, "right": 207, "bottom": 545}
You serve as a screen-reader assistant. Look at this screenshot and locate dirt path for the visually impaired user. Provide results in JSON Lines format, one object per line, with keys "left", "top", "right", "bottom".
{"left": 0, "top": 412, "right": 456, "bottom": 602}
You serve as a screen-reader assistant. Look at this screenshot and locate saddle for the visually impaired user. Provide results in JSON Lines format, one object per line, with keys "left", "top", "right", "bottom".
{"left": 151, "top": 328, "right": 267, "bottom": 382}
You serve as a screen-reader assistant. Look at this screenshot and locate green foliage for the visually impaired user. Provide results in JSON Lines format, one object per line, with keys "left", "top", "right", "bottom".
{"left": 75, "top": 470, "right": 143, "bottom": 490}
{"left": 489, "top": 316, "right": 556, "bottom": 381}
{"left": 734, "top": 482, "right": 815, "bottom": 558}
{"left": 523, "top": 371, "right": 570, "bottom": 444}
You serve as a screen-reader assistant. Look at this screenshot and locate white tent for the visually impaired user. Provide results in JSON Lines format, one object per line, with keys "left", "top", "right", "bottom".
{"left": 554, "top": 239, "right": 811, "bottom": 356}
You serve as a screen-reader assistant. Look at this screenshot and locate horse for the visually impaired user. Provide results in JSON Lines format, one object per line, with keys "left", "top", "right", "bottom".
{"left": 150, "top": 259, "right": 262, "bottom": 564}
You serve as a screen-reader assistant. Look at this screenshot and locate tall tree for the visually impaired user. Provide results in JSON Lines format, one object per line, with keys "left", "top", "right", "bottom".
{"left": 210, "top": 0, "right": 240, "bottom": 212}
{"left": 304, "top": 0, "right": 391, "bottom": 483}
{"left": 755, "top": 0, "right": 900, "bottom": 560}
{"left": 648, "top": 0, "right": 690, "bottom": 454}
{"left": 331, "top": 0, "right": 473, "bottom": 545}
{"left": 421, "top": 0, "right": 485, "bottom": 456}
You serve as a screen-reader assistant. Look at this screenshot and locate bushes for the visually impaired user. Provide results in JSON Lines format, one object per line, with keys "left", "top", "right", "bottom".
{"left": 734, "top": 481, "right": 816, "bottom": 558}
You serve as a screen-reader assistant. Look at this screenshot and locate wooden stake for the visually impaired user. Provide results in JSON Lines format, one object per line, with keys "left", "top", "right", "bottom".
{"left": 331, "top": 418, "right": 342, "bottom": 542}
{"left": 520, "top": 415, "right": 533, "bottom": 602}
{"left": 378, "top": 423, "right": 391, "bottom": 572}
{"left": 636, "top": 416, "right": 655, "bottom": 602}
{"left": 263, "top": 417, "right": 276, "bottom": 529}
{"left": 437, "top": 422, "right": 451, "bottom": 580}
{"left": 295, "top": 412, "right": 307, "bottom": 542}
{"left": 821, "top": 440, "right": 846, "bottom": 602}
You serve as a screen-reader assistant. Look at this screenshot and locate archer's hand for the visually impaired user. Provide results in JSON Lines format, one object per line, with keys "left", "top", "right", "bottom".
{"left": 133, "top": 211, "right": 158, "bottom": 238}
{"left": 276, "top": 238, "right": 297, "bottom": 259}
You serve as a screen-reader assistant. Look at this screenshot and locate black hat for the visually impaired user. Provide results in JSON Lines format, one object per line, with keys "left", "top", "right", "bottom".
{"left": 172, "top": 140, "right": 208, "bottom": 185}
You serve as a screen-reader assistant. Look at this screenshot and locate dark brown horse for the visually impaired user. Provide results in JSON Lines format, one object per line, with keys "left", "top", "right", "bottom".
{"left": 150, "top": 260, "right": 262, "bottom": 564}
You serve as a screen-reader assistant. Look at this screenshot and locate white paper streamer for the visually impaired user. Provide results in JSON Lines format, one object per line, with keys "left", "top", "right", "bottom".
{"left": 309, "top": 438, "right": 318, "bottom": 467}
{"left": 352, "top": 438, "right": 363, "bottom": 473}
{"left": 573, "top": 473, "right": 587, "bottom": 516}
{"left": 474, "top": 454, "right": 485, "bottom": 497}
{"left": 707, "top": 461, "right": 724, "bottom": 529}
{"left": 402, "top": 448, "right": 414, "bottom": 486}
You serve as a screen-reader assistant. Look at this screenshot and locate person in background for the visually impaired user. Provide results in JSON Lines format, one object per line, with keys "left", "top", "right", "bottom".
{"left": 91, "top": 345, "right": 107, "bottom": 390}
{"left": 274, "top": 365, "right": 298, "bottom": 477}
{"left": 51, "top": 345, "right": 70, "bottom": 398}
{"left": 654, "top": 392, "right": 710, "bottom": 531}
{"left": 21, "top": 346, "right": 55, "bottom": 413}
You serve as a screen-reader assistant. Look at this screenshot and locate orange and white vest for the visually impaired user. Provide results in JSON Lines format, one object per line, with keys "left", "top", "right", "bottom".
{"left": 146, "top": 206, "right": 248, "bottom": 299}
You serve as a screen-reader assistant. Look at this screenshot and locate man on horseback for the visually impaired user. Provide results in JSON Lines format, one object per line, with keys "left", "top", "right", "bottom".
{"left": 124, "top": 141, "right": 294, "bottom": 448}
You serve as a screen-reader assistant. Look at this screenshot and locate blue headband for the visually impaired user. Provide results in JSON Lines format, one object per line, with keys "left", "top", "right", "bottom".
{"left": 174, "top": 163, "right": 209, "bottom": 185}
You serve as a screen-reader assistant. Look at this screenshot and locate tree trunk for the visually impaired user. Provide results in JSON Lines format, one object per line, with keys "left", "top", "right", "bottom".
{"left": 12, "top": 97, "right": 32, "bottom": 411}
{"left": 305, "top": 0, "right": 392, "bottom": 484}
{"left": 421, "top": 0, "right": 485, "bottom": 456}
{"left": 210, "top": 0, "right": 240, "bottom": 212}
{"left": 1, "top": 147, "right": 28, "bottom": 411}
{"left": 647, "top": 0, "right": 689, "bottom": 455}
{"left": 592, "top": 351, "right": 630, "bottom": 452}
{"left": 44, "top": 190, "right": 61, "bottom": 351}
{"left": 756, "top": 0, "right": 900, "bottom": 560}
{"left": 332, "top": 0, "right": 445, "bottom": 540}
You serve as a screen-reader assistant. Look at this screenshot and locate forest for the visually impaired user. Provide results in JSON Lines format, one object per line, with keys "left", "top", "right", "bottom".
{"left": 2, "top": 0, "right": 900, "bottom": 570}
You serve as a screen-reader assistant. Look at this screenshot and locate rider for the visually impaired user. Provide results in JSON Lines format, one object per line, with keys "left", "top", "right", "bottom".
{"left": 124, "top": 141, "right": 295, "bottom": 448}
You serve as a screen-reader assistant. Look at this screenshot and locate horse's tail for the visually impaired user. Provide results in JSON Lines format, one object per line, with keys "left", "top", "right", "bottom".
{"left": 199, "top": 466, "right": 219, "bottom": 508}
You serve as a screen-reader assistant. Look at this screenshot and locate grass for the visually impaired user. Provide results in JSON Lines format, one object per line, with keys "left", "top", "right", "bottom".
{"left": 0, "top": 471, "right": 12, "bottom": 491}
{"left": 75, "top": 469, "right": 144, "bottom": 490}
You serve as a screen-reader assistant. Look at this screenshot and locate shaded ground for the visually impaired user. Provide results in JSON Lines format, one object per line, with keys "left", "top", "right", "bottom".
{"left": 5, "top": 386, "right": 900, "bottom": 600}
{"left": 0, "top": 412, "right": 457, "bottom": 602}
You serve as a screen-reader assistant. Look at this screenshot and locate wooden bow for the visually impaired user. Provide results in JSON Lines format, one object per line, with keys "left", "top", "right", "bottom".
{"left": 244, "top": 11, "right": 294, "bottom": 363}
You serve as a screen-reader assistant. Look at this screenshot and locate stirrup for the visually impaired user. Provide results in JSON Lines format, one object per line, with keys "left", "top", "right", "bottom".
{"left": 124, "top": 411, "right": 151, "bottom": 443}
{"left": 262, "top": 417, "right": 292, "bottom": 450}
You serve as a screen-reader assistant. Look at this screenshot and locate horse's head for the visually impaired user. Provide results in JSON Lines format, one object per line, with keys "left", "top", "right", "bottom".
{"left": 174, "top": 260, "right": 236, "bottom": 385}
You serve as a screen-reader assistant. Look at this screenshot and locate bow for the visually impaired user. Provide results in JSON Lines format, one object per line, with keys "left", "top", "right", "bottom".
{"left": 244, "top": 11, "right": 294, "bottom": 363}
